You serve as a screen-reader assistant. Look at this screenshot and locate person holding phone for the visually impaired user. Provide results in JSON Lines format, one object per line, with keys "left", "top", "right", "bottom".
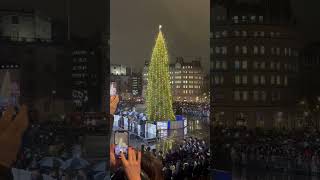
{"left": 110, "top": 144, "right": 142, "bottom": 180}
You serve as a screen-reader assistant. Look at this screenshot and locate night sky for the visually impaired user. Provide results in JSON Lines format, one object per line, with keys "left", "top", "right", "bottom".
{"left": 0, "top": 0, "right": 320, "bottom": 70}
{"left": 111, "top": 0, "right": 210, "bottom": 71}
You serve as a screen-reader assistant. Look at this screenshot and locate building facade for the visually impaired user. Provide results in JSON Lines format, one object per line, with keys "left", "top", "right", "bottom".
{"left": 0, "top": 9, "right": 51, "bottom": 42}
{"left": 71, "top": 39, "right": 103, "bottom": 112}
{"left": 143, "top": 57, "right": 206, "bottom": 102}
{"left": 211, "top": 0, "right": 302, "bottom": 129}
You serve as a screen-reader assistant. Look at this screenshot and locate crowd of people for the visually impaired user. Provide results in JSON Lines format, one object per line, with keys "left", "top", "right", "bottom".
{"left": 173, "top": 102, "right": 209, "bottom": 117}
{"left": 213, "top": 126, "right": 320, "bottom": 176}
{"left": 158, "top": 137, "right": 210, "bottom": 179}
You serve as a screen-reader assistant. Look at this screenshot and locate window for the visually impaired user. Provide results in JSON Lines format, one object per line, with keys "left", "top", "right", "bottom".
{"left": 242, "top": 16, "right": 247, "bottom": 22}
{"left": 284, "top": 76, "right": 288, "bottom": 86}
{"left": 253, "top": 62, "right": 259, "bottom": 69}
{"left": 215, "top": 32, "right": 220, "bottom": 38}
{"left": 233, "top": 16, "right": 239, "bottom": 23}
{"left": 271, "top": 76, "right": 275, "bottom": 85}
{"left": 235, "top": 31, "right": 240, "bottom": 36}
{"left": 222, "top": 31, "right": 228, "bottom": 36}
{"left": 270, "top": 62, "right": 275, "bottom": 70}
{"left": 271, "top": 47, "right": 275, "bottom": 55}
{"left": 235, "top": 60, "right": 240, "bottom": 69}
{"left": 261, "top": 91, "right": 267, "bottom": 101}
{"left": 276, "top": 62, "right": 281, "bottom": 70}
{"left": 259, "top": 16, "right": 263, "bottom": 23}
{"left": 235, "top": 75, "right": 240, "bottom": 85}
{"left": 242, "top": 46, "right": 247, "bottom": 54}
{"left": 222, "top": 46, "right": 227, "bottom": 54}
{"left": 235, "top": 46, "right": 240, "bottom": 54}
{"left": 210, "top": 48, "right": 213, "bottom": 54}
{"left": 254, "top": 32, "right": 258, "bottom": 37}
{"left": 11, "top": 16, "right": 19, "bottom": 24}
{"left": 222, "top": 61, "right": 227, "bottom": 70}
{"left": 243, "top": 91, "right": 248, "bottom": 101}
{"left": 260, "top": 32, "right": 265, "bottom": 37}
{"left": 253, "top": 75, "right": 259, "bottom": 85}
{"left": 234, "top": 91, "right": 240, "bottom": 101}
{"left": 242, "top": 31, "right": 247, "bottom": 37}
{"left": 242, "top": 61, "right": 247, "bottom": 69}
{"left": 270, "top": 32, "right": 274, "bottom": 37}
{"left": 251, "top": 16, "right": 256, "bottom": 22}
{"left": 253, "top": 91, "right": 259, "bottom": 101}
{"left": 276, "top": 48, "right": 280, "bottom": 55}
{"left": 276, "top": 76, "right": 281, "bottom": 85}
{"left": 216, "top": 61, "right": 221, "bottom": 69}
{"left": 254, "top": 46, "right": 258, "bottom": 54}
{"left": 261, "top": 46, "right": 265, "bottom": 54}
{"left": 242, "top": 75, "right": 248, "bottom": 84}
{"left": 215, "top": 47, "right": 220, "bottom": 54}
{"left": 260, "top": 62, "right": 266, "bottom": 69}
{"left": 260, "top": 76, "right": 266, "bottom": 85}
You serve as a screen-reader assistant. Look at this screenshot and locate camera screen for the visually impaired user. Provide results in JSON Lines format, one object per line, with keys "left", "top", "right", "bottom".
{"left": 115, "top": 131, "right": 129, "bottom": 156}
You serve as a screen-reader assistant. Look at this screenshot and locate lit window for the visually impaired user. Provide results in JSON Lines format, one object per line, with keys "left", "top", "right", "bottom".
{"left": 242, "top": 31, "right": 247, "bottom": 37}
{"left": 259, "top": 16, "right": 263, "bottom": 23}
{"left": 253, "top": 62, "right": 259, "bottom": 69}
{"left": 270, "top": 62, "right": 275, "bottom": 70}
{"left": 242, "top": 61, "right": 247, "bottom": 69}
{"left": 284, "top": 76, "right": 288, "bottom": 86}
{"left": 253, "top": 91, "right": 259, "bottom": 101}
{"left": 253, "top": 75, "right": 259, "bottom": 85}
{"left": 235, "top": 46, "right": 240, "bottom": 54}
{"left": 243, "top": 91, "right": 248, "bottom": 101}
{"left": 222, "top": 31, "right": 228, "bottom": 36}
{"left": 251, "top": 16, "right": 256, "bottom": 22}
{"left": 215, "top": 32, "right": 220, "bottom": 38}
{"left": 242, "top": 16, "right": 247, "bottom": 22}
{"left": 242, "top": 46, "right": 247, "bottom": 54}
{"left": 276, "top": 76, "right": 281, "bottom": 85}
{"left": 261, "top": 62, "right": 265, "bottom": 69}
{"left": 235, "top": 75, "right": 240, "bottom": 85}
{"left": 260, "top": 32, "right": 265, "bottom": 37}
{"left": 215, "top": 47, "right": 220, "bottom": 54}
{"left": 271, "top": 76, "right": 275, "bottom": 85}
{"left": 234, "top": 91, "right": 240, "bottom": 101}
{"left": 261, "top": 91, "right": 267, "bottom": 101}
{"left": 233, "top": 16, "right": 239, "bottom": 23}
{"left": 242, "top": 75, "right": 248, "bottom": 84}
{"left": 276, "top": 62, "right": 281, "bottom": 70}
{"left": 222, "top": 46, "right": 227, "bottom": 54}
{"left": 254, "top": 46, "right": 258, "bottom": 54}
{"left": 216, "top": 61, "right": 221, "bottom": 69}
{"left": 261, "top": 46, "right": 265, "bottom": 54}
{"left": 260, "top": 76, "right": 265, "bottom": 85}
{"left": 222, "top": 61, "right": 227, "bottom": 70}
{"left": 235, "top": 61, "right": 240, "bottom": 70}
{"left": 270, "top": 32, "right": 274, "bottom": 37}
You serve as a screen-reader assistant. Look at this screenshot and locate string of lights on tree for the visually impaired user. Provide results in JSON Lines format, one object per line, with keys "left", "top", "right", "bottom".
{"left": 146, "top": 25, "right": 175, "bottom": 121}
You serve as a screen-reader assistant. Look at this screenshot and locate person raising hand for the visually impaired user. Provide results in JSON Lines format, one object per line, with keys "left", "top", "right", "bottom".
{"left": 120, "top": 147, "right": 141, "bottom": 180}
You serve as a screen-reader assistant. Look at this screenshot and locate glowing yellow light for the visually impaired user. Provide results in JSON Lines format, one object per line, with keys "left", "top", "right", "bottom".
{"left": 146, "top": 27, "right": 175, "bottom": 121}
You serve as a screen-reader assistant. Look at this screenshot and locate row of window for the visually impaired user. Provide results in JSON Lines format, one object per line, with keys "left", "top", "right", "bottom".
{"left": 213, "top": 75, "right": 288, "bottom": 86}
{"left": 213, "top": 60, "right": 296, "bottom": 71}
{"left": 73, "top": 58, "right": 87, "bottom": 62}
{"left": 172, "top": 80, "right": 202, "bottom": 84}
{"left": 213, "top": 46, "right": 298, "bottom": 56}
{"left": 72, "top": 66, "right": 87, "bottom": 71}
{"left": 170, "top": 76, "right": 203, "bottom": 80}
{"left": 213, "top": 30, "right": 281, "bottom": 38}
{"left": 233, "top": 90, "right": 281, "bottom": 101}
{"left": 170, "top": 70, "right": 202, "bottom": 74}
{"left": 72, "top": 73, "right": 88, "bottom": 78}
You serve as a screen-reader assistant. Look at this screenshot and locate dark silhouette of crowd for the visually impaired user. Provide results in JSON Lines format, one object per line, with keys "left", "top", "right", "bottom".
{"left": 213, "top": 126, "right": 320, "bottom": 176}
{"left": 144, "top": 137, "right": 211, "bottom": 180}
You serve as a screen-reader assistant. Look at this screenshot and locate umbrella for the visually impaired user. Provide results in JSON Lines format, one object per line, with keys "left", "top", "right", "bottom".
{"left": 94, "top": 172, "right": 107, "bottom": 180}
{"left": 61, "top": 157, "right": 89, "bottom": 170}
{"left": 39, "top": 157, "right": 64, "bottom": 168}
{"left": 92, "top": 161, "right": 106, "bottom": 172}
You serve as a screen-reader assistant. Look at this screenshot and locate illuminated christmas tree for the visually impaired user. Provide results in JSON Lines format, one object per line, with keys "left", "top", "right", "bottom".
{"left": 146, "top": 25, "right": 175, "bottom": 121}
